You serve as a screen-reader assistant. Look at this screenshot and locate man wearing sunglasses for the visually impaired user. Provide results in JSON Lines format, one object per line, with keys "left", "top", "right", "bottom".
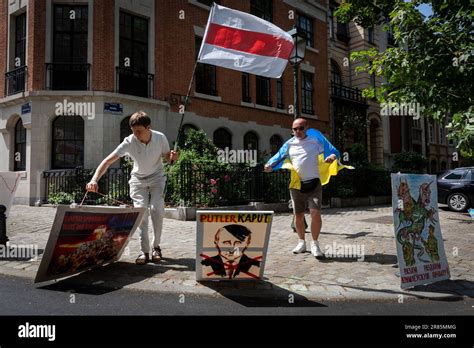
{"left": 264, "top": 118, "right": 339, "bottom": 259}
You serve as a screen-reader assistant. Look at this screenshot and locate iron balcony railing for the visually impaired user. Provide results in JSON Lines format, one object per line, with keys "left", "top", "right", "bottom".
{"left": 4, "top": 66, "right": 27, "bottom": 96}
{"left": 116, "top": 67, "right": 154, "bottom": 99}
{"left": 331, "top": 83, "right": 366, "bottom": 104}
{"left": 45, "top": 63, "right": 91, "bottom": 90}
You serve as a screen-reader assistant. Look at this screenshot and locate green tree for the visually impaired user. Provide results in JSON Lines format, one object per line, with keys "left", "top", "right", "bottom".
{"left": 336, "top": 0, "right": 473, "bottom": 156}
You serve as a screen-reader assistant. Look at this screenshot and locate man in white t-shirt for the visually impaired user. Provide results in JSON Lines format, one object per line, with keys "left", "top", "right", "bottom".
{"left": 264, "top": 118, "right": 338, "bottom": 259}
{"left": 86, "top": 111, "right": 178, "bottom": 265}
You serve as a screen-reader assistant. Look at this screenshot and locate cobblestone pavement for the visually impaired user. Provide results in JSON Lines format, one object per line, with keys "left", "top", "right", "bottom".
{"left": 1, "top": 204, "right": 473, "bottom": 301}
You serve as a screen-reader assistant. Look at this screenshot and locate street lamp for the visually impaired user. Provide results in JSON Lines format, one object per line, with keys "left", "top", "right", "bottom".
{"left": 288, "top": 28, "right": 308, "bottom": 232}
{"left": 288, "top": 27, "right": 307, "bottom": 119}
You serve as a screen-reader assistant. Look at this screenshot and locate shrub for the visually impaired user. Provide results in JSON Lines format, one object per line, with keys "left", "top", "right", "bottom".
{"left": 392, "top": 152, "right": 428, "bottom": 173}
{"left": 47, "top": 191, "right": 76, "bottom": 205}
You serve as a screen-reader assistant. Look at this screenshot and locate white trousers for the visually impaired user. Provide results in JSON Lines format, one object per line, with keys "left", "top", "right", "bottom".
{"left": 129, "top": 175, "right": 166, "bottom": 254}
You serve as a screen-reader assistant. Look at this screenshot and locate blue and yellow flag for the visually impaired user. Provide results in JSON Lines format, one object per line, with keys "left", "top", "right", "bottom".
{"left": 266, "top": 128, "right": 354, "bottom": 189}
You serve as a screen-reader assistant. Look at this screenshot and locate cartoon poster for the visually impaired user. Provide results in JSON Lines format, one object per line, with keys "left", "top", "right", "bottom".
{"left": 391, "top": 174, "right": 450, "bottom": 289}
{"left": 35, "top": 205, "right": 145, "bottom": 283}
{"left": 0, "top": 172, "right": 21, "bottom": 217}
{"left": 196, "top": 210, "right": 273, "bottom": 281}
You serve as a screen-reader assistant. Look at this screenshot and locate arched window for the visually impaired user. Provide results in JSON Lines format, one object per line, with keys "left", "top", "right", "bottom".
{"left": 120, "top": 116, "right": 132, "bottom": 142}
{"left": 52, "top": 116, "right": 84, "bottom": 169}
{"left": 244, "top": 131, "right": 259, "bottom": 151}
{"left": 14, "top": 118, "right": 26, "bottom": 171}
{"left": 213, "top": 128, "right": 232, "bottom": 150}
{"left": 331, "top": 60, "right": 342, "bottom": 85}
{"left": 270, "top": 134, "right": 283, "bottom": 155}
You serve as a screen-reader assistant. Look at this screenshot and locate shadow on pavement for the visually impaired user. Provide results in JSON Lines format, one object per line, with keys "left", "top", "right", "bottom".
{"left": 328, "top": 279, "right": 471, "bottom": 301}
{"left": 319, "top": 253, "right": 398, "bottom": 265}
{"left": 319, "top": 230, "right": 394, "bottom": 239}
{"left": 37, "top": 258, "right": 195, "bottom": 295}
{"left": 410, "top": 279, "right": 474, "bottom": 299}
{"left": 445, "top": 217, "right": 473, "bottom": 224}
{"left": 199, "top": 280, "right": 326, "bottom": 308}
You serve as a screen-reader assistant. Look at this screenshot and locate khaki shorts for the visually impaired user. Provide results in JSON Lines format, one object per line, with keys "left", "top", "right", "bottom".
{"left": 290, "top": 181, "right": 322, "bottom": 214}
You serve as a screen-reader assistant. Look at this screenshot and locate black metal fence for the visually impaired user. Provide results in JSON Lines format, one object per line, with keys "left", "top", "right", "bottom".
{"left": 44, "top": 167, "right": 132, "bottom": 205}
{"left": 166, "top": 162, "right": 290, "bottom": 207}
{"left": 43, "top": 163, "right": 291, "bottom": 206}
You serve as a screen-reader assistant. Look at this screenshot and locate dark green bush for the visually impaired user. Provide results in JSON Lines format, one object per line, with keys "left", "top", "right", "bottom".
{"left": 392, "top": 152, "right": 428, "bottom": 173}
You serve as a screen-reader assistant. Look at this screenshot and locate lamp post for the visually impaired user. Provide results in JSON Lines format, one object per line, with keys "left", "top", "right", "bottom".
{"left": 288, "top": 27, "right": 307, "bottom": 119}
{"left": 288, "top": 28, "right": 308, "bottom": 232}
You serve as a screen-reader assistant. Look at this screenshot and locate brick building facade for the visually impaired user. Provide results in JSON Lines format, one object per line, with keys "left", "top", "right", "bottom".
{"left": 0, "top": 0, "right": 329, "bottom": 205}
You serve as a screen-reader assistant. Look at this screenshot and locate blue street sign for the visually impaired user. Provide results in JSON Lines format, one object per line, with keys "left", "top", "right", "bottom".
{"left": 104, "top": 102, "right": 123, "bottom": 114}
{"left": 21, "top": 102, "right": 31, "bottom": 115}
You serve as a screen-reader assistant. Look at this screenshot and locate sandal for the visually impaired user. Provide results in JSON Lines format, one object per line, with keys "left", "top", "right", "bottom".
{"left": 151, "top": 246, "right": 162, "bottom": 262}
{"left": 135, "top": 252, "right": 149, "bottom": 265}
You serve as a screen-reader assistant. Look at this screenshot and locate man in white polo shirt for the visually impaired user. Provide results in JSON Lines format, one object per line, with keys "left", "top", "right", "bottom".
{"left": 86, "top": 111, "right": 178, "bottom": 265}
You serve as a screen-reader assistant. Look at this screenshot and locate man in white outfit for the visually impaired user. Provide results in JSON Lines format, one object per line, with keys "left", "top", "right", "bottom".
{"left": 264, "top": 118, "right": 338, "bottom": 259}
{"left": 86, "top": 111, "right": 178, "bottom": 265}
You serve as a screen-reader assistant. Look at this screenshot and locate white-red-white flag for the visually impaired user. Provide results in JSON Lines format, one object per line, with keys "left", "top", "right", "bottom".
{"left": 197, "top": 4, "right": 294, "bottom": 78}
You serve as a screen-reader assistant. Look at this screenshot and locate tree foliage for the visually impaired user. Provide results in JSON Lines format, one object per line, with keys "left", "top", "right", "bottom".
{"left": 336, "top": 0, "right": 473, "bottom": 156}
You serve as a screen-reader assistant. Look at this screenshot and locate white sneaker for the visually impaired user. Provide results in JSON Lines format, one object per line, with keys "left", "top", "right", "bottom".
{"left": 292, "top": 240, "right": 306, "bottom": 254}
{"left": 311, "top": 241, "right": 324, "bottom": 259}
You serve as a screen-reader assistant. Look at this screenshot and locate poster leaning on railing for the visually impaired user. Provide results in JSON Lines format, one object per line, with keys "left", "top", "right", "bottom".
{"left": 35, "top": 205, "right": 145, "bottom": 283}
{"left": 196, "top": 210, "right": 273, "bottom": 281}
{"left": 391, "top": 173, "right": 450, "bottom": 289}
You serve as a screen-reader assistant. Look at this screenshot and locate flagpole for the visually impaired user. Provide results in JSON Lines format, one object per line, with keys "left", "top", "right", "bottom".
{"left": 174, "top": 59, "right": 199, "bottom": 152}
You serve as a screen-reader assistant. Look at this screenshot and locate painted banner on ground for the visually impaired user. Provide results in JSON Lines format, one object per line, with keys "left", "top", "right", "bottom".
{"left": 391, "top": 173, "right": 450, "bottom": 289}
{"left": 35, "top": 205, "right": 145, "bottom": 283}
{"left": 196, "top": 211, "right": 273, "bottom": 281}
{"left": 0, "top": 172, "right": 21, "bottom": 217}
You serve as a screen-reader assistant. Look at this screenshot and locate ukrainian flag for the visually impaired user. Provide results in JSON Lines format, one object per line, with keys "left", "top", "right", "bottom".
{"left": 266, "top": 128, "right": 354, "bottom": 189}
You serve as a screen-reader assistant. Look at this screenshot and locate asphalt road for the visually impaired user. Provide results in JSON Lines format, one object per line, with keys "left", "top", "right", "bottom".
{"left": 0, "top": 274, "right": 472, "bottom": 315}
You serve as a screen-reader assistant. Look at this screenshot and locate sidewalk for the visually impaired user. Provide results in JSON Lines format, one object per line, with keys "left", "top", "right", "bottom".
{"left": 1, "top": 204, "right": 473, "bottom": 301}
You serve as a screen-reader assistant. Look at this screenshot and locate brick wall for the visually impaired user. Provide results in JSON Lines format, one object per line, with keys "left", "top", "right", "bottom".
{"left": 27, "top": 0, "right": 46, "bottom": 91}
{"left": 92, "top": 0, "right": 115, "bottom": 92}
{"left": 155, "top": 0, "right": 329, "bottom": 132}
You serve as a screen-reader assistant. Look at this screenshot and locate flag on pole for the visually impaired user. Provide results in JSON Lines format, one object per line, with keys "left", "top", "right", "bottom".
{"left": 197, "top": 4, "right": 294, "bottom": 78}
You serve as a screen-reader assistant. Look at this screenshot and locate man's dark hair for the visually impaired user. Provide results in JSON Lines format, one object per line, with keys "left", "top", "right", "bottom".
{"left": 222, "top": 224, "right": 251, "bottom": 242}
{"left": 129, "top": 111, "right": 151, "bottom": 128}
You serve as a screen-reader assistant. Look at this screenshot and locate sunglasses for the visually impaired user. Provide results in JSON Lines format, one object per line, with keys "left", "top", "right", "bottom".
{"left": 292, "top": 126, "right": 305, "bottom": 132}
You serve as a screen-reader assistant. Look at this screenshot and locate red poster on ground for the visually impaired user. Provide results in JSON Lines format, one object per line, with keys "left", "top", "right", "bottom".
{"left": 35, "top": 205, "right": 145, "bottom": 283}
